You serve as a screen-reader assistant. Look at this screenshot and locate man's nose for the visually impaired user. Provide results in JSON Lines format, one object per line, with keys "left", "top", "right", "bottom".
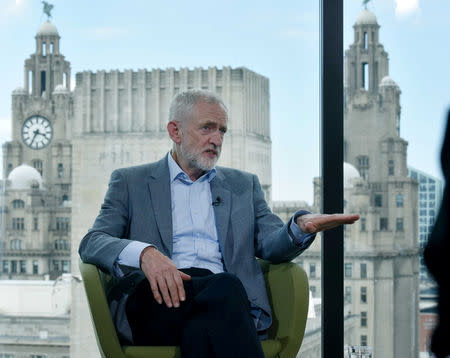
{"left": 209, "top": 131, "right": 223, "bottom": 147}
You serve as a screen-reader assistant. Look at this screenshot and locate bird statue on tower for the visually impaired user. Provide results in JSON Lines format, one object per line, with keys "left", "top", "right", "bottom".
{"left": 42, "top": 1, "right": 54, "bottom": 19}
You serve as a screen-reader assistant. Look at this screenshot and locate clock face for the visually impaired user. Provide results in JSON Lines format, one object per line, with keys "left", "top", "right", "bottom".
{"left": 22, "top": 115, "right": 53, "bottom": 149}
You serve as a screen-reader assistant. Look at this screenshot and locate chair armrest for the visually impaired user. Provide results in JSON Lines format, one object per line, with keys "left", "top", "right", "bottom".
{"left": 79, "top": 258, "right": 126, "bottom": 358}
{"left": 259, "top": 260, "right": 309, "bottom": 358}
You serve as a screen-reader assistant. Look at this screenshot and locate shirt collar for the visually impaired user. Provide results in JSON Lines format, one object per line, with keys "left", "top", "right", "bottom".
{"left": 167, "top": 151, "right": 216, "bottom": 184}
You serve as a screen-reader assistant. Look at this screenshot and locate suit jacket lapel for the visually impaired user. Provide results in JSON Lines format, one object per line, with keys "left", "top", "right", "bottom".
{"left": 147, "top": 155, "right": 173, "bottom": 255}
{"left": 210, "top": 169, "right": 231, "bottom": 259}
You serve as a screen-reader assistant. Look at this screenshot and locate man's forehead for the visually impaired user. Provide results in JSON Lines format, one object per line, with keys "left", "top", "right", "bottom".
{"left": 190, "top": 100, "right": 228, "bottom": 122}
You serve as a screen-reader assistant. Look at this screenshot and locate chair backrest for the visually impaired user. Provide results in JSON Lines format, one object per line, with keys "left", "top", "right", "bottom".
{"left": 260, "top": 260, "right": 309, "bottom": 358}
{"left": 79, "top": 259, "right": 126, "bottom": 358}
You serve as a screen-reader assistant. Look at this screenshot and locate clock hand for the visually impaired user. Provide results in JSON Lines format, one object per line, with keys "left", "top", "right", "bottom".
{"left": 30, "top": 130, "right": 39, "bottom": 145}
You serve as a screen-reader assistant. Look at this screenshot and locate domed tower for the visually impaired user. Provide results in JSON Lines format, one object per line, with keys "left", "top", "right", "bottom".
{"left": 25, "top": 21, "right": 71, "bottom": 97}
{"left": 345, "top": 9, "right": 388, "bottom": 96}
{"left": 342, "top": 7, "right": 419, "bottom": 358}
{"left": 1, "top": 18, "right": 73, "bottom": 280}
{"left": 344, "top": 9, "right": 404, "bottom": 182}
{"left": 4, "top": 20, "right": 72, "bottom": 189}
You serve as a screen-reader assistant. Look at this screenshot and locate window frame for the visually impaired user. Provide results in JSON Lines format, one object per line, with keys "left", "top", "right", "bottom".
{"left": 321, "top": 1, "right": 344, "bottom": 356}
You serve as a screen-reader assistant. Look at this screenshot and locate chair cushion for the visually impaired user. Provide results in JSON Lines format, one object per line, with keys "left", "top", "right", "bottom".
{"left": 123, "top": 339, "right": 282, "bottom": 358}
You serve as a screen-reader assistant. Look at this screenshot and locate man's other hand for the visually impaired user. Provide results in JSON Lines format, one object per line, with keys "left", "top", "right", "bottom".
{"left": 140, "top": 246, "right": 191, "bottom": 308}
{"left": 296, "top": 213, "right": 360, "bottom": 234}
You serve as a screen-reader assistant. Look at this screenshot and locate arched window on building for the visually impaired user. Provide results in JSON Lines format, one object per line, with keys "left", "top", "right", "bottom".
{"left": 12, "top": 199, "right": 25, "bottom": 209}
{"left": 56, "top": 217, "right": 70, "bottom": 232}
{"left": 388, "top": 160, "right": 395, "bottom": 176}
{"left": 33, "top": 260, "right": 39, "bottom": 275}
{"left": 32, "top": 159, "right": 43, "bottom": 176}
{"left": 10, "top": 239, "right": 23, "bottom": 250}
{"left": 54, "top": 239, "right": 69, "bottom": 250}
{"left": 362, "top": 62, "right": 369, "bottom": 90}
{"left": 40, "top": 70, "right": 46, "bottom": 95}
{"left": 58, "top": 163, "right": 64, "bottom": 178}
{"left": 28, "top": 71, "right": 33, "bottom": 94}
{"left": 357, "top": 155, "right": 370, "bottom": 180}
{"left": 396, "top": 194, "right": 404, "bottom": 207}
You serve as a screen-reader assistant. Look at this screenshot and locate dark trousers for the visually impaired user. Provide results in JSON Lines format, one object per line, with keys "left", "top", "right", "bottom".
{"left": 126, "top": 268, "right": 265, "bottom": 358}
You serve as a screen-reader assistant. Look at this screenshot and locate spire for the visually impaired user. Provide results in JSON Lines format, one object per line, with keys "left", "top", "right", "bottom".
{"left": 23, "top": 2, "right": 70, "bottom": 97}
{"left": 345, "top": 7, "right": 385, "bottom": 93}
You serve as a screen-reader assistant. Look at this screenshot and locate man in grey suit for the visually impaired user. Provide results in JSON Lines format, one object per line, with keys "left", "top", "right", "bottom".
{"left": 79, "top": 89, "right": 358, "bottom": 357}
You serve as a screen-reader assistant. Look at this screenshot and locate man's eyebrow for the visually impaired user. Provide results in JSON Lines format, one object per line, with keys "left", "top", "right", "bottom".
{"left": 201, "top": 121, "right": 219, "bottom": 127}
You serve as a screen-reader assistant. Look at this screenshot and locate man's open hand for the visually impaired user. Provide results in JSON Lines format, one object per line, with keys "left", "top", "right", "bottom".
{"left": 296, "top": 213, "right": 360, "bottom": 234}
{"left": 140, "top": 247, "right": 191, "bottom": 308}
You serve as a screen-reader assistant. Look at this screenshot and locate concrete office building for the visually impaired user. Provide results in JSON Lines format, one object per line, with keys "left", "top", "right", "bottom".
{"left": 0, "top": 275, "right": 71, "bottom": 358}
{"left": 407, "top": 166, "right": 443, "bottom": 281}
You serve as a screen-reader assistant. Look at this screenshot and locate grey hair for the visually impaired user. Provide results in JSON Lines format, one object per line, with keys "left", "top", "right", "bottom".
{"left": 168, "top": 89, "right": 228, "bottom": 124}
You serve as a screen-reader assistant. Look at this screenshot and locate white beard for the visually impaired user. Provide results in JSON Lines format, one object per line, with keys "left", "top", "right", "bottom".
{"left": 179, "top": 141, "right": 220, "bottom": 172}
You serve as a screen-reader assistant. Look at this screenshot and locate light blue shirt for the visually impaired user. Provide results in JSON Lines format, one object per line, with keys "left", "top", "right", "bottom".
{"left": 167, "top": 153, "right": 223, "bottom": 273}
{"left": 116, "top": 152, "right": 315, "bottom": 332}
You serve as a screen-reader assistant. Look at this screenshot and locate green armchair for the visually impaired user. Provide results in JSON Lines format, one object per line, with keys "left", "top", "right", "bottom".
{"left": 79, "top": 259, "right": 309, "bottom": 358}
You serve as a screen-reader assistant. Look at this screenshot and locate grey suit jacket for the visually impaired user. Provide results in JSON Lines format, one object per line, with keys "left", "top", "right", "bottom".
{"left": 79, "top": 154, "right": 310, "bottom": 342}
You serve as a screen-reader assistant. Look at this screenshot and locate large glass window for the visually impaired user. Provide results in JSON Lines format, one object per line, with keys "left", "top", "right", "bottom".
{"left": 342, "top": 2, "right": 448, "bottom": 356}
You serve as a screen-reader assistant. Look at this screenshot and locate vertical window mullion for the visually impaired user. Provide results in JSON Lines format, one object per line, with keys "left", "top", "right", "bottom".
{"left": 321, "top": 0, "right": 344, "bottom": 357}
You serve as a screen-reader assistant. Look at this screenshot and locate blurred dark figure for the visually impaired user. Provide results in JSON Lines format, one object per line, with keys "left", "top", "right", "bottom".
{"left": 424, "top": 110, "right": 450, "bottom": 358}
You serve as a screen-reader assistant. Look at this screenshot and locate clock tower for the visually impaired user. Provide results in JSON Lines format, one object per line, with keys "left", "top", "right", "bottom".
{"left": 1, "top": 20, "right": 73, "bottom": 280}
{"left": 5, "top": 20, "right": 72, "bottom": 191}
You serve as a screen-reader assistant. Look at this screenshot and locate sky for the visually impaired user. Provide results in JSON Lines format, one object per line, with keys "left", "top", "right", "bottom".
{"left": 0, "top": 0, "right": 448, "bottom": 203}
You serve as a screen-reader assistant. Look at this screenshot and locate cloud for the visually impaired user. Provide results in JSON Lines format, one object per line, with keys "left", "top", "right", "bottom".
{"left": 83, "top": 26, "right": 130, "bottom": 40}
{"left": 395, "top": 0, "right": 420, "bottom": 17}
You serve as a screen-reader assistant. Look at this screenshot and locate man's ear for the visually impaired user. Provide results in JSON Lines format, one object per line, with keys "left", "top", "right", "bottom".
{"left": 167, "top": 121, "right": 182, "bottom": 144}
